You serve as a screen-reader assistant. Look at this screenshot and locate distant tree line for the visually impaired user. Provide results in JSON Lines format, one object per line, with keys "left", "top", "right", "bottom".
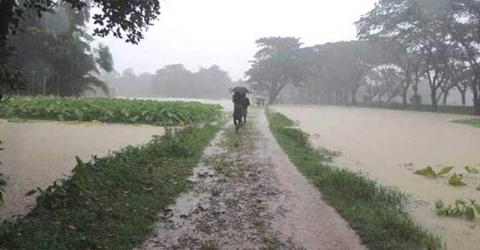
{"left": 247, "top": 0, "right": 480, "bottom": 115}
{"left": 102, "top": 64, "right": 238, "bottom": 99}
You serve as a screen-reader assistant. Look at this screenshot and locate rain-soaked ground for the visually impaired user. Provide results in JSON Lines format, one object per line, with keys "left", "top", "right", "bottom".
{"left": 139, "top": 109, "right": 365, "bottom": 250}
{"left": 273, "top": 105, "right": 480, "bottom": 250}
{"left": 0, "top": 120, "right": 164, "bottom": 221}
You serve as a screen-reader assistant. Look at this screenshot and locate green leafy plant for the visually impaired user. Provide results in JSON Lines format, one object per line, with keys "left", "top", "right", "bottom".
{"left": 436, "top": 166, "right": 454, "bottom": 177}
{"left": 464, "top": 166, "right": 479, "bottom": 174}
{"left": 414, "top": 166, "right": 437, "bottom": 178}
{"left": 414, "top": 166, "right": 456, "bottom": 179}
{"left": 448, "top": 174, "right": 467, "bottom": 186}
{"left": 0, "top": 97, "right": 223, "bottom": 126}
{"left": 436, "top": 199, "right": 480, "bottom": 220}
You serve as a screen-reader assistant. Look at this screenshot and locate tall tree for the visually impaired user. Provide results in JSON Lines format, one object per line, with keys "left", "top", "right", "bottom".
{"left": 0, "top": 0, "right": 161, "bottom": 100}
{"left": 246, "top": 37, "right": 305, "bottom": 104}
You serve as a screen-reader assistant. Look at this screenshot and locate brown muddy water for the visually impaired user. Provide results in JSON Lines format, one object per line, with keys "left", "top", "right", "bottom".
{"left": 0, "top": 119, "right": 164, "bottom": 221}
{"left": 273, "top": 105, "right": 480, "bottom": 250}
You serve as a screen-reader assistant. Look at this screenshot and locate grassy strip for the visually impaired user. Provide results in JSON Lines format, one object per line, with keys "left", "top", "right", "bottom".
{"left": 0, "top": 124, "right": 221, "bottom": 250}
{"left": 357, "top": 102, "right": 475, "bottom": 116}
{"left": 452, "top": 118, "right": 480, "bottom": 128}
{"left": 0, "top": 96, "right": 223, "bottom": 126}
{"left": 266, "top": 108, "right": 443, "bottom": 250}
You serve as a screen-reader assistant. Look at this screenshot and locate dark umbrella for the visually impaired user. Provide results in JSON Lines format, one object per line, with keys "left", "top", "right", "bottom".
{"left": 229, "top": 85, "right": 252, "bottom": 94}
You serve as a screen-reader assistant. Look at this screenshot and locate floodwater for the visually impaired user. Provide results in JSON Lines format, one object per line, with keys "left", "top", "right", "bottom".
{"left": 0, "top": 120, "right": 164, "bottom": 221}
{"left": 273, "top": 105, "right": 480, "bottom": 250}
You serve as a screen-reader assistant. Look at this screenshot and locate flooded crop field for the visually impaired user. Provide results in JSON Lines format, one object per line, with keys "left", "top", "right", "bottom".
{"left": 0, "top": 120, "right": 164, "bottom": 221}
{"left": 274, "top": 105, "right": 480, "bottom": 250}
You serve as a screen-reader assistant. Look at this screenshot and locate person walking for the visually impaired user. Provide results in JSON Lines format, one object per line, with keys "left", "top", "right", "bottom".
{"left": 243, "top": 94, "right": 250, "bottom": 124}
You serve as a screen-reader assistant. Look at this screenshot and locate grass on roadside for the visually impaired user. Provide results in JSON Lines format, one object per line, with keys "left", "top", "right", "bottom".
{"left": 452, "top": 119, "right": 480, "bottom": 128}
{"left": 266, "top": 108, "right": 443, "bottom": 250}
{"left": 0, "top": 124, "right": 221, "bottom": 250}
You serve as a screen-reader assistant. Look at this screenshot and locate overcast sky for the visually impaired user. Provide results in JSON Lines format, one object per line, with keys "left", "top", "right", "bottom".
{"left": 92, "top": 0, "right": 378, "bottom": 80}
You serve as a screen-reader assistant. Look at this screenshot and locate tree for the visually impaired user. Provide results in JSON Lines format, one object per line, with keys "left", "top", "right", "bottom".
{"left": 0, "top": 0, "right": 161, "bottom": 100}
{"left": 8, "top": 3, "right": 113, "bottom": 96}
{"left": 357, "top": 0, "right": 480, "bottom": 113}
{"left": 246, "top": 37, "right": 305, "bottom": 104}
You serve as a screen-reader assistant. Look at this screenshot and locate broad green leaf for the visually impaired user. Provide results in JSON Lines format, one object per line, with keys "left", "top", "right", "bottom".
{"left": 465, "top": 207, "right": 475, "bottom": 220}
{"left": 465, "top": 166, "right": 479, "bottom": 174}
{"left": 414, "top": 166, "right": 437, "bottom": 179}
{"left": 437, "top": 166, "right": 454, "bottom": 176}
{"left": 449, "top": 174, "right": 467, "bottom": 186}
{"left": 474, "top": 203, "right": 480, "bottom": 214}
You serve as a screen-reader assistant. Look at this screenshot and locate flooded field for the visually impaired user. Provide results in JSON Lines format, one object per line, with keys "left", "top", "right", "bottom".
{"left": 0, "top": 120, "right": 164, "bottom": 221}
{"left": 273, "top": 105, "right": 480, "bottom": 250}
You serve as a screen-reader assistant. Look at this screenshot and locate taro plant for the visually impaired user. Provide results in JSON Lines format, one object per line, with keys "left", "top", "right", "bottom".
{"left": 0, "top": 97, "right": 223, "bottom": 126}
{"left": 414, "top": 166, "right": 454, "bottom": 179}
{"left": 414, "top": 165, "right": 479, "bottom": 187}
{"left": 436, "top": 199, "right": 480, "bottom": 221}
{"left": 465, "top": 166, "right": 479, "bottom": 174}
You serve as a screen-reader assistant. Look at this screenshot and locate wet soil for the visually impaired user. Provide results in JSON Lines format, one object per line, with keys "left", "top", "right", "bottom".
{"left": 140, "top": 109, "right": 365, "bottom": 250}
{"left": 273, "top": 105, "right": 480, "bottom": 250}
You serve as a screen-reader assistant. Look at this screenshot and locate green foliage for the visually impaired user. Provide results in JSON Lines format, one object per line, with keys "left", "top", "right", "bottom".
{"left": 464, "top": 166, "right": 479, "bottom": 174}
{"left": 0, "top": 123, "right": 221, "bottom": 249}
{"left": 448, "top": 174, "right": 467, "bottom": 187}
{"left": 414, "top": 166, "right": 437, "bottom": 179}
{"left": 436, "top": 199, "right": 480, "bottom": 221}
{"left": 453, "top": 119, "right": 480, "bottom": 128}
{"left": 359, "top": 102, "right": 475, "bottom": 116}
{"left": 0, "top": 97, "right": 223, "bottom": 126}
{"left": 246, "top": 37, "right": 305, "bottom": 104}
{"left": 436, "top": 166, "right": 454, "bottom": 177}
{"left": 266, "top": 108, "right": 442, "bottom": 250}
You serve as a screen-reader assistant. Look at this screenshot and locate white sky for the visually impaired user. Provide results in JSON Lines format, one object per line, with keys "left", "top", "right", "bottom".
{"left": 92, "top": 0, "right": 378, "bottom": 80}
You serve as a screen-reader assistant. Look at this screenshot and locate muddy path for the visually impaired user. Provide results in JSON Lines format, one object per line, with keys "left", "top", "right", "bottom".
{"left": 140, "top": 109, "right": 365, "bottom": 250}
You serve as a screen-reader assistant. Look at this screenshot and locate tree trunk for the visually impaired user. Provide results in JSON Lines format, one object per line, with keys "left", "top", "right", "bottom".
{"left": 459, "top": 89, "right": 466, "bottom": 106}
{"left": 473, "top": 80, "right": 480, "bottom": 115}
{"left": 268, "top": 82, "right": 288, "bottom": 105}
{"left": 0, "top": 0, "right": 14, "bottom": 50}
{"left": 430, "top": 87, "right": 438, "bottom": 110}
{"left": 402, "top": 89, "right": 408, "bottom": 106}
{"left": 442, "top": 90, "right": 449, "bottom": 105}
{"left": 351, "top": 89, "right": 357, "bottom": 105}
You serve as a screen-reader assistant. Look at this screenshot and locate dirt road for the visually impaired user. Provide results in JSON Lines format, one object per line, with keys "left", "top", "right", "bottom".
{"left": 0, "top": 120, "right": 164, "bottom": 221}
{"left": 273, "top": 105, "right": 480, "bottom": 250}
{"left": 140, "top": 109, "right": 365, "bottom": 250}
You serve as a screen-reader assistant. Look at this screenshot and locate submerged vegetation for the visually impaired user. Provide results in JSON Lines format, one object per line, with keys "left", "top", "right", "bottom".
{"left": 266, "top": 108, "right": 442, "bottom": 250}
{"left": 0, "top": 124, "right": 221, "bottom": 249}
{"left": 453, "top": 119, "right": 480, "bottom": 128}
{"left": 0, "top": 97, "right": 223, "bottom": 126}
{"left": 436, "top": 199, "right": 480, "bottom": 221}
